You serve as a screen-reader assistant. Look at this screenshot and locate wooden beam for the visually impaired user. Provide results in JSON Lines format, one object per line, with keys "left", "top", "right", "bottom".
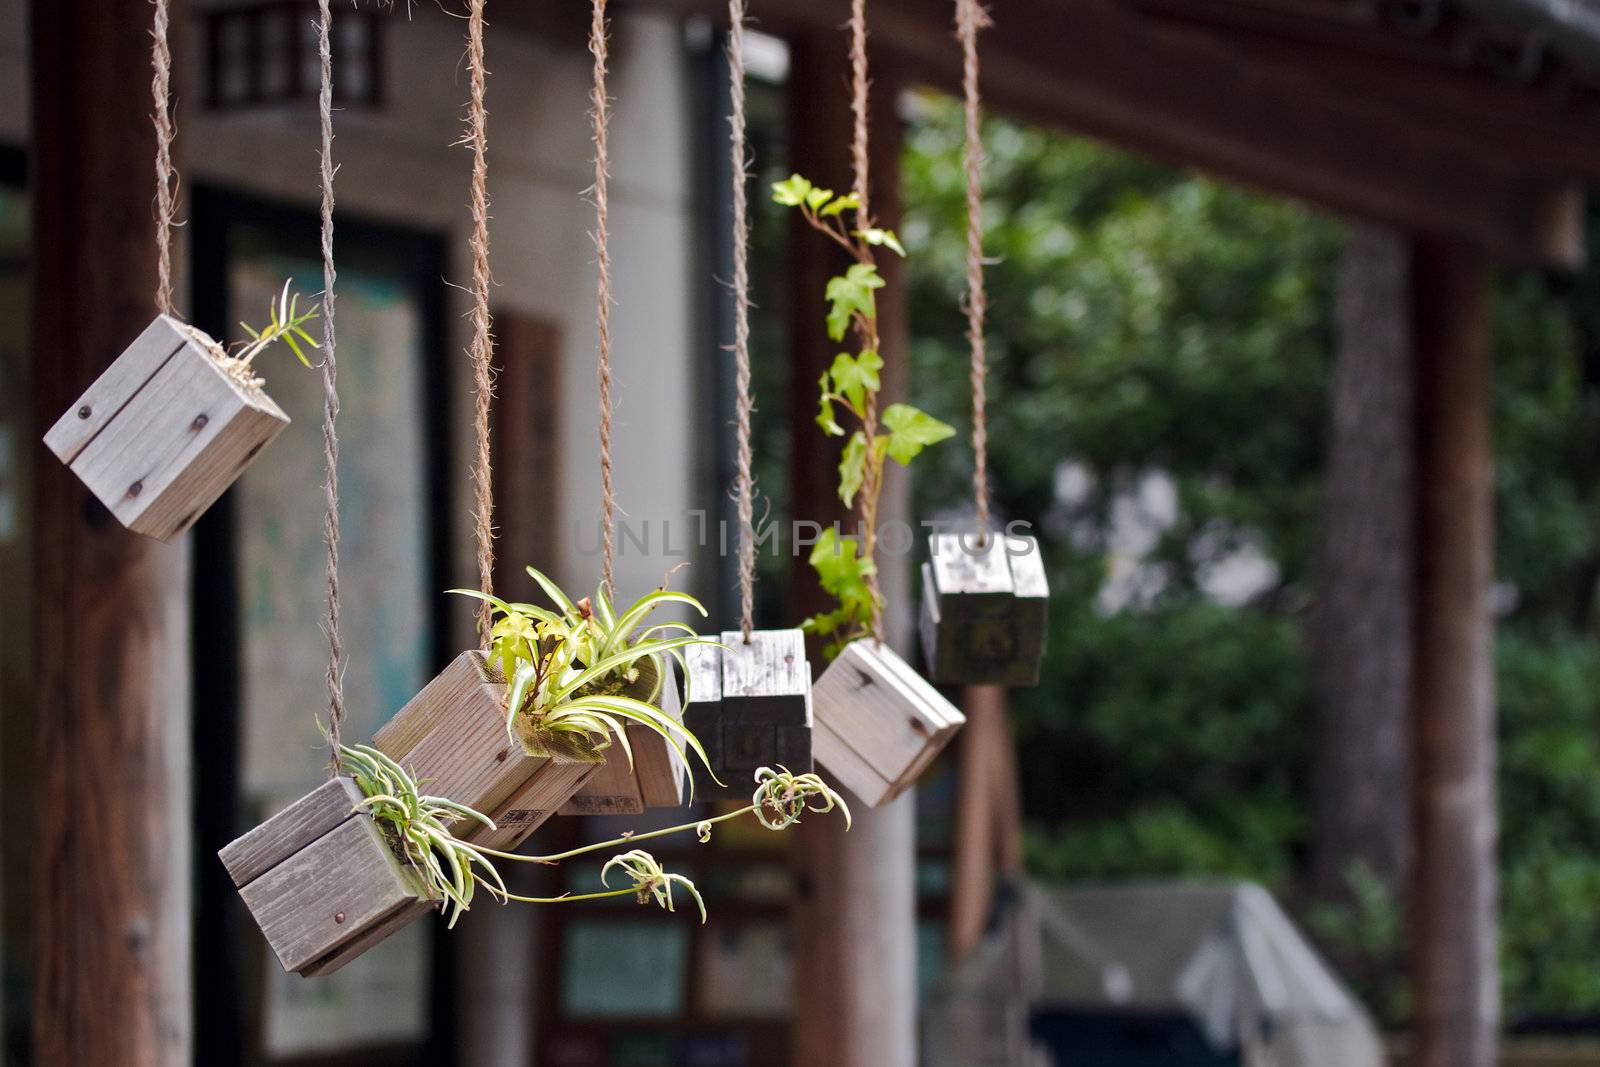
{"left": 31, "top": 1, "right": 193, "bottom": 1063}
{"left": 1409, "top": 237, "right": 1498, "bottom": 1067}
{"left": 1129, "top": 0, "right": 1600, "bottom": 181}
{"left": 646, "top": 0, "right": 1584, "bottom": 266}
{"left": 788, "top": 32, "right": 919, "bottom": 1067}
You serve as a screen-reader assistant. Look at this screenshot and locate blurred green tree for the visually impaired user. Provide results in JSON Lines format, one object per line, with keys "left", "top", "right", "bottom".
{"left": 902, "top": 93, "right": 1600, "bottom": 1026}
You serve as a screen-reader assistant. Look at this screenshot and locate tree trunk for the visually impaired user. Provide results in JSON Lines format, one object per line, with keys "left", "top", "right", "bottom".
{"left": 31, "top": 1, "right": 193, "bottom": 1063}
{"left": 787, "top": 34, "right": 918, "bottom": 1067}
{"left": 1310, "top": 224, "right": 1415, "bottom": 904}
{"left": 1409, "top": 237, "right": 1498, "bottom": 1067}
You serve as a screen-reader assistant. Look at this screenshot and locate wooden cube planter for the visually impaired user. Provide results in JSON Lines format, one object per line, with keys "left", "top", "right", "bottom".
{"left": 682, "top": 630, "right": 812, "bottom": 800}
{"left": 42, "top": 315, "right": 289, "bottom": 541}
{"left": 812, "top": 639, "right": 965, "bottom": 807}
{"left": 559, "top": 661, "right": 688, "bottom": 815}
{"left": 920, "top": 532, "right": 1049, "bottom": 687}
{"left": 374, "top": 651, "right": 598, "bottom": 851}
{"left": 220, "top": 776, "right": 434, "bottom": 977}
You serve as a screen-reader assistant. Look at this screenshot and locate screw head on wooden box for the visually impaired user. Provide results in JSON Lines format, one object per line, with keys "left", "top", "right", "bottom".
{"left": 373, "top": 650, "right": 597, "bottom": 851}
{"left": 559, "top": 659, "right": 689, "bottom": 816}
{"left": 920, "top": 531, "right": 1048, "bottom": 687}
{"left": 42, "top": 315, "right": 289, "bottom": 542}
{"left": 681, "top": 630, "right": 813, "bottom": 801}
{"left": 219, "top": 776, "right": 434, "bottom": 977}
{"left": 811, "top": 638, "right": 964, "bottom": 808}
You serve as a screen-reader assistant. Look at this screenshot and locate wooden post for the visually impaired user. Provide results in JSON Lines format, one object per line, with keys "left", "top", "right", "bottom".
{"left": 788, "top": 32, "right": 918, "bottom": 1067}
{"left": 1311, "top": 224, "right": 1414, "bottom": 904}
{"left": 950, "top": 685, "right": 1005, "bottom": 960}
{"left": 1409, "top": 236, "right": 1498, "bottom": 1067}
{"left": 31, "top": 0, "right": 193, "bottom": 1063}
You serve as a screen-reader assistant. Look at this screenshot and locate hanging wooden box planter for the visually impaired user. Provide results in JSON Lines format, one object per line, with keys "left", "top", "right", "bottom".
{"left": 681, "top": 630, "right": 812, "bottom": 800}
{"left": 42, "top": 315, "right": 289, "bottom": 541}
{"left": 559, "top": 659, "right": 688, "bottom": 815}
{"left": 373, "top": 650, "right": 597, "bottom": 850}
{"left": 811, "top": 638, "right": 965, "bottom": 807}
{"left": 920, "top": 532, "right": 1049, "bottom": 687}
{"left": 220, "top": 775, "right": 434, "bottom": 977}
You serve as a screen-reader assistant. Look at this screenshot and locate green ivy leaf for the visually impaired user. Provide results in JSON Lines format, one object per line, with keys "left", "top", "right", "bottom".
{"left": 881, "top": 403, "right": 956, "bottom": 465}
{"left": 854, "top": 227, "right": 907, "bottom": 257}
{"left": 820, "top": 192, "right": 861, "bottom": 218}
{"left": 771, "top": 173, "right": 814, "bottom": 207}
{"left": 824, "top": 263, "right": 884, "bottom": 342}
{"left": 805, "top": 186, "right": 834, "bottom": 211}
{"left": 800, "top": 607, "right": 851, "bottom": 637}
{"left": 828, "top": 349, "right": 882, "bottom": 411}
{"left": 808, "top": 527, "right": 875, "bottom": 601}
{"left": 816, "top": 372, "right": 844, "bottom": 436}
{"left": 838, "top": 430, "right": 868, "bottom": 506}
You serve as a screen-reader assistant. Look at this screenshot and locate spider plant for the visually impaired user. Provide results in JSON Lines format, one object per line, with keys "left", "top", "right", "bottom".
{"left": 453, "top": 566, "right": 719, "bottom": 780}
{"left": 191, "top": 280, "right": 320, "bottom": 391}
{"left": 341, "top": 743, "right": 708, "bottom": 924}
{"left": 472, "top": 765, "right": 851, "bottom": 870}
{"left": 233, "top": 280, "right": 320, "bottom": 370}
{"left": 340, "top": 743, "right": 504, "bottom": 928}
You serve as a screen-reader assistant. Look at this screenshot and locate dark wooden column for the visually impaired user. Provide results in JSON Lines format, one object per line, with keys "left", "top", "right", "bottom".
{"left": 31, "top": 2, "right": 193, "bottom": 1064}
{"left": 1409, "top": 237, "right": 1497, "bottom": 1067}
{"left": 950, "top": 685, "right": 1004, "bottom": 959}
{"left": 1311, "top": 225, "right": 1414, "bottom": 905}
{"left": 787, "top": 32, "right": 918, "bottom": 1067}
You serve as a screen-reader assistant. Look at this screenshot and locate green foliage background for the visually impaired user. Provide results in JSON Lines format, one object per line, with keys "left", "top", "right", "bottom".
{"left": 900, "top": 95, "right": 1600, "bottom": 1024}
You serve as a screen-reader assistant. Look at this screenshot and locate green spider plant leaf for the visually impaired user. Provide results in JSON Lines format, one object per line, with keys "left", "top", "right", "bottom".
{"left": 525, "top": 565, "right": 580, "bottom": 617}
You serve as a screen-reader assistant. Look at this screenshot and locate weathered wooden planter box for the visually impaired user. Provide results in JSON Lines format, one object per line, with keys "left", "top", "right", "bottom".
{"left": 682, "top": 630, "right": 812, "bottom": 800}
{"left": 42, "top": 315, "right": 289, "bottom": 541}
{"left": 374, "top": 651, "right": 597, "bottom": 849}
{"left": 558, "top": 659, "right": 687, "bottom": 815}
{"left": 812, "top": 638, "right": 965, "bottom": 807}
{"left": 220, "top": 775, "right": 433, "bottom": 977}
{"left": 920, "top": 532, "right": 1048, "bottom": 687}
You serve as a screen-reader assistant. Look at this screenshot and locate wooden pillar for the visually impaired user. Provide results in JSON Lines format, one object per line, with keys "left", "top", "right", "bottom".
{"left": 1311, "top": 224, "right": 1414, "bottom": 905}
{"left": 1409, "top": 237, "right": 1497, "bottom": 1067}
{"left": 788, "top": 32, "right": 918, "bottom": 1067}
{"left": 30, "top": 2, "right": 193, "bottom": 1064}
{"left": 950, "top": 685, "right": 1005, "bottom": 960}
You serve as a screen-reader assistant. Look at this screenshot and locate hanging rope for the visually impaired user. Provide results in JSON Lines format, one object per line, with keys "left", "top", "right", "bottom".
{"left": 150, "top": 0, "right": 178, "bottom": 317}
{"left": 956, "top": 0, "right": 992, "bottom": 541}
{"left": 314, "top": 0, "right": 345, "bottom": 771}
{"left": 728, "top": 0, "right": 756, "bottom": 642}
{"left": 590, "top": 0, "right": 618, "bottom": 601}
{"left": 847, "top": 0, "right": 886, "bottom": 644}
{"left": 465, "top": 0, "right": 497, "bottom": 645}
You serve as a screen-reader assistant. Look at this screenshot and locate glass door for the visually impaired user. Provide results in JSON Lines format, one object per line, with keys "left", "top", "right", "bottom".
{"left": 190, "top": 186, "right": 450, "bottom": 1066}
